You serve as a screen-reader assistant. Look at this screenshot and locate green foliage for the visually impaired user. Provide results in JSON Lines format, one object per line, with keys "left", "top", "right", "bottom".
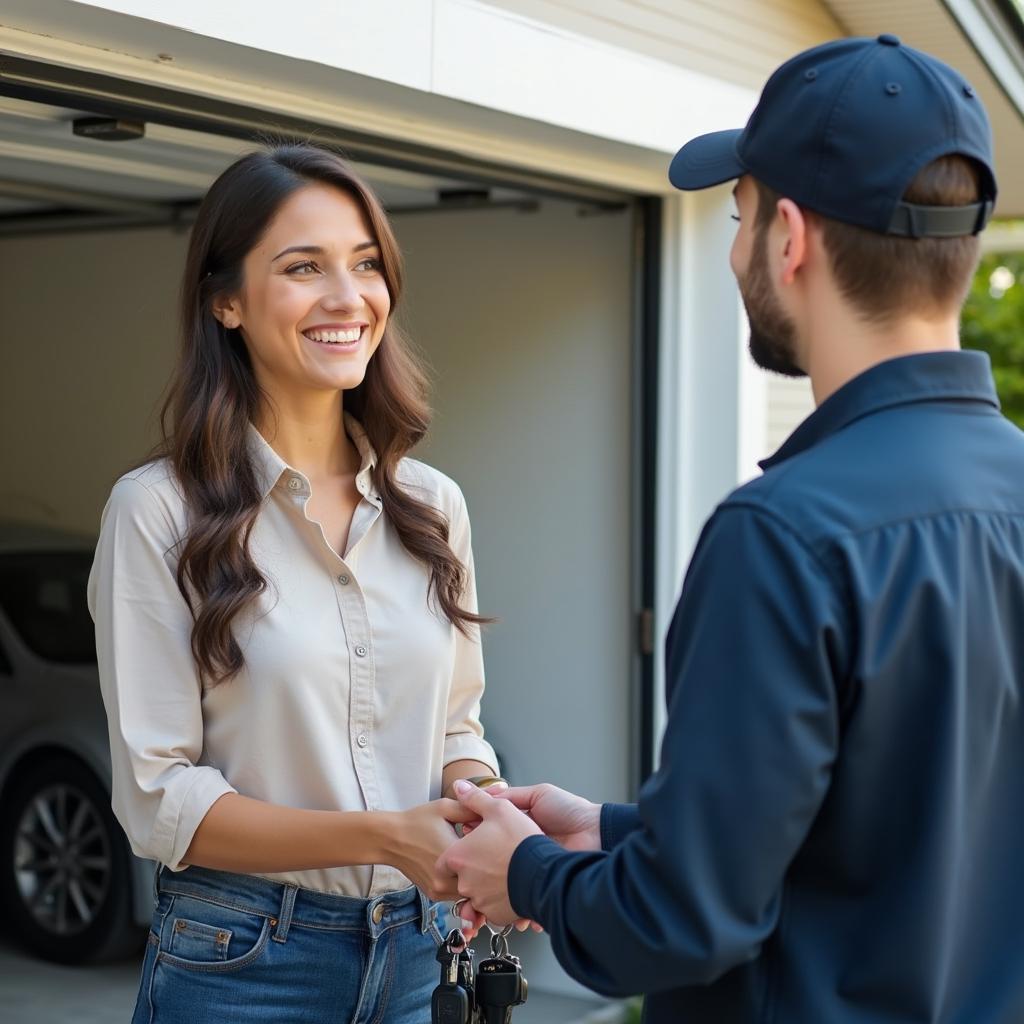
{"left": 961, "top": 249, "right": 1024, "bottom": 429}
{"left": 622, "top": 998, "right": 644, "bottom": 1024}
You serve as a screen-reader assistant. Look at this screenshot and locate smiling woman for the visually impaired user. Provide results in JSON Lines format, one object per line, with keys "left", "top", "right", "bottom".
{"left": 214, "top": 188, "right": 391, "bottom": 402}
{"left": 86, "top": 145, "right": 501, "bottom": 1024}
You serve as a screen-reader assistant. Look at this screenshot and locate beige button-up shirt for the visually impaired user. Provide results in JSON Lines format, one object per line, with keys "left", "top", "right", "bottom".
{"left": 87, "top": 414, "right": 497, "bottom": 897}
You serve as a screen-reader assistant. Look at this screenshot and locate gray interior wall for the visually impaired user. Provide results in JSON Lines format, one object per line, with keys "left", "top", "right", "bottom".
{"left": 395, "top": 199, "right": 635, "bottom": 808}
{"left": 0, "top": 226, "right": 186, "bottom": 532}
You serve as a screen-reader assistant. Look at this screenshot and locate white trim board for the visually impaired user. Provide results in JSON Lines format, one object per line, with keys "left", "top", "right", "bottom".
{"left": 0, "top": 0, "right": 756, "bottom": 194}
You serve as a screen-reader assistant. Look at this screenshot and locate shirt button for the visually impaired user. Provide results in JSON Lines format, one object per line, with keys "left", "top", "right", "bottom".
{"left": 337, "top": 574, "right": 350, "bottom": 585}
{"left": 354, "top": 644, "right": 368, "bottom": 657}
{"left": 357, "top": 734, "right": 368, "bottom": 748}
{"left": 287, "top": 477, "right": 302, "bottom": 491}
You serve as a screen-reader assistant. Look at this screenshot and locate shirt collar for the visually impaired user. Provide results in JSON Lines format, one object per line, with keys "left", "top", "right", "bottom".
{"left": 246, "top": 412, "right": 379, "bottom": 499}
{"left": 344, "top": 411, "right": 379, "bottom": 480}
{"left": 759, "top": 350, "right": 1000, "bottom": 473}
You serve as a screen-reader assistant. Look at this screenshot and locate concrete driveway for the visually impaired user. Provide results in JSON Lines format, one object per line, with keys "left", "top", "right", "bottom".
{"left": 0, "top": 928, "right": 141, "bottom": 1022}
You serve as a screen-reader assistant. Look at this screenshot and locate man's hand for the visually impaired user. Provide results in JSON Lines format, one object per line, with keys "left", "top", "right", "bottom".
{"left": 438, "top": 780, "right": 542, "bottom": 925}
{"left": 497, "top": 783, "right": 602, "bottom": 852}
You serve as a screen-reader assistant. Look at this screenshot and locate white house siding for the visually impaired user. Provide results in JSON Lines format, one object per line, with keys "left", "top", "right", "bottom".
{"left": 765, "top": 374, "right": 816, "bottom": 456}
{"left": 485, "top": 0, "right": 844, "bottom": 89}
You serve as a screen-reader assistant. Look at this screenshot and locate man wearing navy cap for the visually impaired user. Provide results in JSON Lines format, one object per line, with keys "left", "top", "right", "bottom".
{"left": 442, "top": 36, "right": 1024, "bottom": 1023}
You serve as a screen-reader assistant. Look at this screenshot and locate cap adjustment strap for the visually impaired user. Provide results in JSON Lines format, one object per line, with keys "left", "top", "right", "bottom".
{"left": 887, "top": 198, "right": 994, "bottom": 238}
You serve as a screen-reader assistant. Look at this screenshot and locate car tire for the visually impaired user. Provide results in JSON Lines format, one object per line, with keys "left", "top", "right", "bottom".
{"left": 0, "top": 753, "right": 146, "bottom": 964}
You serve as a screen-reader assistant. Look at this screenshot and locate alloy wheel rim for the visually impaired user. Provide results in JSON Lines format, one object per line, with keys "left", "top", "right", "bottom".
{"left": 13, "top": 783, "right": 111, "bottom": 936}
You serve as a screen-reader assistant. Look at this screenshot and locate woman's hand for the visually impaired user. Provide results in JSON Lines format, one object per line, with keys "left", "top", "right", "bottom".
{"left": 381, "top": 799, "right": 480, "bottom": 900}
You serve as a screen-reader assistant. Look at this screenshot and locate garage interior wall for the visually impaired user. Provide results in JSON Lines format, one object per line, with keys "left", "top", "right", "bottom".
{"left": 0, "top": 225, "right": 185, "bottom": 528}
{"left": 396, "top": 198, "right": 634, "bottom": 810}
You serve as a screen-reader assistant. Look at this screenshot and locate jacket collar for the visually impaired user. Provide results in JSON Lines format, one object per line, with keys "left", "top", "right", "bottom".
{"left": 759, "top": 350, "right": 1000, "bottom": 472}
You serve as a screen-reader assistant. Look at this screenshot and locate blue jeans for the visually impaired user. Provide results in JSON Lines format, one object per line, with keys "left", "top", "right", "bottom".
{"left": 132, "top": 865, "right": 446, "bottom": 1023}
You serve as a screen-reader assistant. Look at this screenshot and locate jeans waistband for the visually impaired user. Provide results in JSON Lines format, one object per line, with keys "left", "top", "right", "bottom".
{"left": 156, "top": 864, "right": 435, "bottom": 940}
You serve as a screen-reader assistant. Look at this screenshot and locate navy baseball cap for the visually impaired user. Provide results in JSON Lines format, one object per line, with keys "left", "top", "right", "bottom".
{"left": 669, "top": 35, "right": 997, "bottom": 238}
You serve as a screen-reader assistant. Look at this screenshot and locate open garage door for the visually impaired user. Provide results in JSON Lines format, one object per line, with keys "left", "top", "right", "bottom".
{"left": 0, "top": 75, "right": 658, "bottom": 1008}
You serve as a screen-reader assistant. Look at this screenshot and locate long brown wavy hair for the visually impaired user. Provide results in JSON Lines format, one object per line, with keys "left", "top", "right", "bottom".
{"left": 155, "top": 144, "right": 488, "bottom": 687}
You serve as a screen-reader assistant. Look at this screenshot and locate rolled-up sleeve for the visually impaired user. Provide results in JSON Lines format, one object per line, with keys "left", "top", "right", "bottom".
{"left": 87, "top": 476, "right": 236, "bottom": 871}
{"left": 441, "top": 486, "right": 499, "bottom": 775}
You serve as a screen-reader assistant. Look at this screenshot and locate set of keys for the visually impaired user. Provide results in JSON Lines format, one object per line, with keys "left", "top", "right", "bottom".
{"left": 432, "top": 918, "right": 528, "bottom": 1023}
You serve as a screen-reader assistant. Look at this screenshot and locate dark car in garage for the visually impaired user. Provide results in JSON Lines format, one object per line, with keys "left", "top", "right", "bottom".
{"left": 0, "top": 520, "right": 151, "bottom": 963}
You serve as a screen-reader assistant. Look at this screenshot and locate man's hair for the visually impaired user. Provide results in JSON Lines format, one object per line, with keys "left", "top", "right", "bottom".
{"left": 754, "top": 155, "right": 983, "bottom": 323}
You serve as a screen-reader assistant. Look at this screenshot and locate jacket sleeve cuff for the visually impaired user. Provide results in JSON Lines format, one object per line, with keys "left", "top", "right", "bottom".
{"left": 599, "top": 803, "right": 642, "bottom": 851}
{"left": 508, "top": 834, "right": 569, "bottom": 920}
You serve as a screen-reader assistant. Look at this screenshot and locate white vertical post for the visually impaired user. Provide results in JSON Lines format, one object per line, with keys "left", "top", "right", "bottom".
{"left": 653, "top": 186, "right": 755, "bottom": 754}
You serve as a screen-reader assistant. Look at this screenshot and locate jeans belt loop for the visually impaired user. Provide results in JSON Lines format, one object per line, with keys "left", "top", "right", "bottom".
{"left": 272, "top": 883, "right": 299, "bottom": 944}
{"left": 418, "top": 887, "right": 433, "bottom": 935}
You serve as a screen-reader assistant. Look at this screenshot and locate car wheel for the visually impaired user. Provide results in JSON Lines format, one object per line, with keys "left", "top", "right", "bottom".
{"left": 0, "top": 753, "right": 146, "bottom": 963}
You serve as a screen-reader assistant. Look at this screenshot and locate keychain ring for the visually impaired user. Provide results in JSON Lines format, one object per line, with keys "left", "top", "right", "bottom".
{"left": 489, "top": 928, "right": 512, "bottom": 959}
{"left": 451, "top": 897, "right": 470, "bottom": 919}
{"left": 487, "top": 923, "right": 513, "bottom": 960}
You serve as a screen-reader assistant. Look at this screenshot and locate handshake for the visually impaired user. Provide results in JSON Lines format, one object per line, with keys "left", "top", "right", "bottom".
{"left": 432, "top": 781, "right": 602, "bottom": 933}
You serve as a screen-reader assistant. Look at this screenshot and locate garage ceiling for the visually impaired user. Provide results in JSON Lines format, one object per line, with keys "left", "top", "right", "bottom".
{"left": 0, "top": 95, "right": 537, "bottom": 234}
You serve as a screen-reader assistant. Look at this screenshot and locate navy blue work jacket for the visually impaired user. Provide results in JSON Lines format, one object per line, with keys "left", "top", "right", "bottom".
{"left": 509, "top": 351, "right": 1024, "bottom": 1023}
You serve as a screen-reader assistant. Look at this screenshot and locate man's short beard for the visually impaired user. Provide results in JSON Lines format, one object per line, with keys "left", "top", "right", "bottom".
{"left": 738, "top": 224, "right": 804, "bottom": 378}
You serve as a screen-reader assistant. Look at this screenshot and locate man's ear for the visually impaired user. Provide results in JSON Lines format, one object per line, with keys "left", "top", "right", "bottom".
{"left": 776, "top": 198, "right": 809, "bottom": 287}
